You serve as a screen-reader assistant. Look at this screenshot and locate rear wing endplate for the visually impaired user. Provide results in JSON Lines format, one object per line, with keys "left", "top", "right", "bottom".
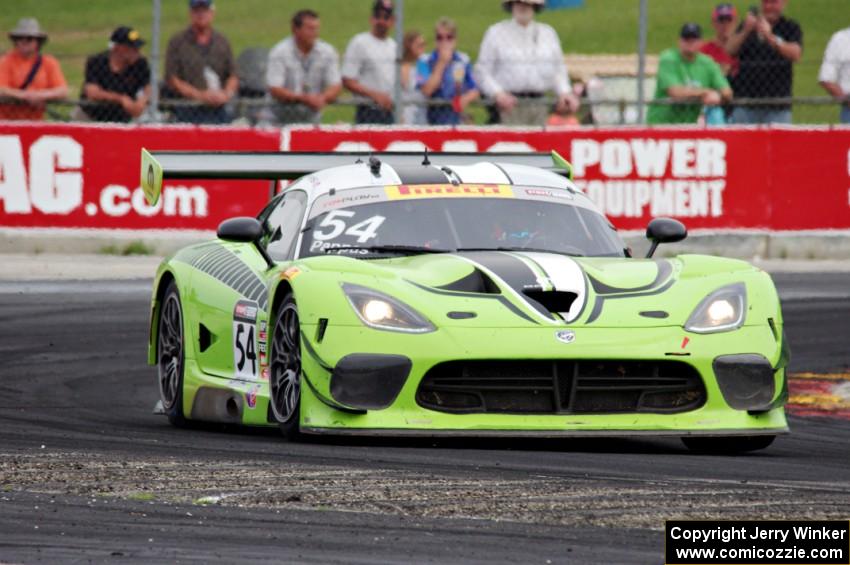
{"left": 141, "top": 149, "right": 573, "bottom": 206}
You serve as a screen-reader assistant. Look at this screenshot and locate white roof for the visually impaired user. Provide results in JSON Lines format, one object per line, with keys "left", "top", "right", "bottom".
{"left": 289, "top": 161, "right": 575, "bottom": 196}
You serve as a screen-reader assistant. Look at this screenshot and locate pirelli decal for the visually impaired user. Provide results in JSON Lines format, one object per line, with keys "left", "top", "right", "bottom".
{"left": 385, "top": 184, "right": 514, "bottom": 200}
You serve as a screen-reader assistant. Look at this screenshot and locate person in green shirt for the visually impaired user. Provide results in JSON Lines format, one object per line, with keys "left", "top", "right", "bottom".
{"left": 647, "top": 23, "right": 732, "bottom": 124}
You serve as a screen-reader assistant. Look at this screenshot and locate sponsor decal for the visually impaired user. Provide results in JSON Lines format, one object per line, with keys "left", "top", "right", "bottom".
{"left": 385, "top": 184, "right": 514, "bottom": 200}
{"left": 524, "top": 188, "right": 573, "bottom": 200}
{"left": 555, "top": 330, "right": 576, "bottom": 344}
{"left": 318, "top": 191, "right": 382, "bottom": 211}
{"left": 234, "top": 300, "right": 258, "bottom": 323}
{"left": 261, "top": 366, "right": 270, "bottom": 381}
{"left": 245, "top": 385, "right": 260, "bottom": 409}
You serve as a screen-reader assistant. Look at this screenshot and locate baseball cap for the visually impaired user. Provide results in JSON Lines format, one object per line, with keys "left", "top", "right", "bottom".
{"left": 680, "top": 22, "right": 702, "bottom": 40}
{"left": 373, "top": 0, "right": 394, "bottom": 17}
{"left": 712, "top": 3, "right": 737, "bottom": 21}
{"left": 110, "top": 26, "right": 145, "bottom": 48}
{"left": 189, "top": 0, "right": 213, "bottom": 8}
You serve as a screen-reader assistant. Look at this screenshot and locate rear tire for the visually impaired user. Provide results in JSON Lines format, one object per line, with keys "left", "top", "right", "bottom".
{"left": 269, "top": 293, "right": 302, "bottom": 440}
{"left": 158, "top": 281, "right": 187, "bottom": 427}
{"left": 682, "top": 435, "right": 776, "bottom": 453}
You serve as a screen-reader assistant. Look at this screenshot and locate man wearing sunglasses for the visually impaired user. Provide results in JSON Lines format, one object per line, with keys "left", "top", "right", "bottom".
{"left": 416, "top": 18, "right": 479, "bottom": 125}
{"left": 342, "top": 0, "right": 397, "bottom": 124}
{"left": 0, "top": 18, "right": 68, "bottom": 120}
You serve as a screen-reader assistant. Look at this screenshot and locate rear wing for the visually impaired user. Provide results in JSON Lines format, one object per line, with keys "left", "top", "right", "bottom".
{"left": 141, "top": 149, "right": 573, "bottom": 206}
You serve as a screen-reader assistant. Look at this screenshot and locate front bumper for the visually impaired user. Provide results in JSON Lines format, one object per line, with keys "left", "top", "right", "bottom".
{"left": 296, "top": 323, "right": 788, "bottom": 435}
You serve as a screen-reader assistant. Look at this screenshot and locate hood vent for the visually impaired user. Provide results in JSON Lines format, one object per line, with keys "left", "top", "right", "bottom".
{"left": 522, "top": 290, "right": 577, "bottom": 314}
{"left": 436, "top": 268, "right": 501, "bottom": 294}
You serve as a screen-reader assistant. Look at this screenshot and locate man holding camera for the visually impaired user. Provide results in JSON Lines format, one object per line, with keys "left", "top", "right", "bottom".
{"left": 726, "top": 0, "right": 802, "bottom": 124}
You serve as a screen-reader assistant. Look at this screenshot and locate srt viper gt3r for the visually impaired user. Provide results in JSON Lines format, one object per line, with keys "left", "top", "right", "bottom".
{"left": 142, "top": 150, "right": 789, "bottom": 452}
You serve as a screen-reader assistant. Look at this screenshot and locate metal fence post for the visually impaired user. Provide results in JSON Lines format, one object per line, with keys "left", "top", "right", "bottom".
{"left": 636, "top": 0, "right": 648, "bottom": 123}
{"left": 394, "top": 0, "right": 404, "bottom": 124}
{"left": 149, "top": 0, "right": 162, "bottom": 122}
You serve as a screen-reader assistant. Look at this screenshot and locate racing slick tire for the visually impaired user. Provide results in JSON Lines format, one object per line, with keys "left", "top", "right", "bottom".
{"left": 269, "top": 293, "right": 302, "bottom": 440}
{"left": 681, "top": 435, "right": 776, "bottom": 453}
{"left": 158, "top": 281, "right": 187, "bottom": 427}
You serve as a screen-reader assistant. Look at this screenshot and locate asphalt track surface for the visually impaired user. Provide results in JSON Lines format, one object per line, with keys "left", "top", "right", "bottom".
{"left": 0, "top": 273, "right": 849, "bottom": 564}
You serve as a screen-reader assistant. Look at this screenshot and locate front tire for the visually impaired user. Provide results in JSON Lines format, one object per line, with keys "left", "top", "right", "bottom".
{"left": 269, "top": 294, "right": 302, "bottom": 440}
{"left": 158, "top": 281, "right": 187, "bottom": 427}
{"left": 682, "top": 435, "right": 776, "bottom": 453}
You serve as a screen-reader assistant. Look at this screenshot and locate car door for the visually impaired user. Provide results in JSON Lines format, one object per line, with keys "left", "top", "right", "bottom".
{"left": 192, "top": 190, "right": 308, "bottom": 381}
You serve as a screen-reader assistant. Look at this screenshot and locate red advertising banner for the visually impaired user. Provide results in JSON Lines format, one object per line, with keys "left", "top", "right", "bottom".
{"left": 2, "top": 123, "right": 849, "bottom": 232}
{"left": 287, "top": 126, "right": 850, "bottom": 231}
{"left": 0, "top": 122, "right": 279, "bottom": 230}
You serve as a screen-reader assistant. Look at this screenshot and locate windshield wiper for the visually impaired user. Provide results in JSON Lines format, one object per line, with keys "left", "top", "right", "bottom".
{"left": 455, "top": 247, "right": 584, "bottom": 257}
{"left": 323, "top": 245, "right": 453, "bottom": 256}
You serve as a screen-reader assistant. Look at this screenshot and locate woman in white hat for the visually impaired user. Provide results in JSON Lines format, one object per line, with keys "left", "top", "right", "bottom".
{"left": 0, "top": 18, "right": 68, "bottom": 120}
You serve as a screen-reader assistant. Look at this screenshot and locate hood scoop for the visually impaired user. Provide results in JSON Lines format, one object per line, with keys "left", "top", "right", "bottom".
{"left": 436, "top": 268, "right": 501, "bottom": 294}
{"left": 522, "top": 290, "right": 578, "bottom": 315}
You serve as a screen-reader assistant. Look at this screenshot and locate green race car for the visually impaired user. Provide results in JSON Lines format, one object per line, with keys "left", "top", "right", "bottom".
{"left": 143, "top": 150, "right": 789, "bottom": 452}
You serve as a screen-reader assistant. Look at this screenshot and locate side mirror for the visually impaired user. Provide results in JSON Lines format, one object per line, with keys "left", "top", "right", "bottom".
{"left": 217, "top": 217, "right": 275, "bottom": 269}
{"left": 645, "top": 218, "right": 687, "bottom": 258}
{"left": 217, "top": 217, "right": 262, "bottom": 242}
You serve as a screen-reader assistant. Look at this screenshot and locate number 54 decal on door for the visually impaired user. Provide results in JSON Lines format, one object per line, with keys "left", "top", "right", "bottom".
{"left": 233, "top": 300, "right": 259, "bottom": 380}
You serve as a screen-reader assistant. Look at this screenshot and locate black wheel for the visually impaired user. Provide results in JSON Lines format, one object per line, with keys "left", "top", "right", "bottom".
{"left": 682, "top": 435, "right": 776, "bottom": 453}
{"left": 158, "top": 281, "right": 187, "bottom": 427}
{"left": 269, "top": 294, "right": 302, "bottom": 439}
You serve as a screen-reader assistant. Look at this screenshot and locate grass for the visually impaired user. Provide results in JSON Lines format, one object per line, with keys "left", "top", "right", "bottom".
{"left": 127, "top": 491, "right": 156, "bottom": 502}
{"left": 2, "top": 0, "right": 847, "bottom": 124}
{"left": 98, "top": 240, "right": 155, "bottom": 256}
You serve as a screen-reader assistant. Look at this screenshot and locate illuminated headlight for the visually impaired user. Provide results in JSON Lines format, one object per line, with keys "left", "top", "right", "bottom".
{"left": 684, "top": 283, "right": 747, "bottom": 334}
{"left": 342, "top": 283, "right": 435, "bottom": 333}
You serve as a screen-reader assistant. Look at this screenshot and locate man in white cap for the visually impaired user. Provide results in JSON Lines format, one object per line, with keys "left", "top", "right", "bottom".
{"left": 475, "top": 0, "right": 578, "bottom": 125}
{"left": 0, "top": 18, "right": 68, "bottom": 120}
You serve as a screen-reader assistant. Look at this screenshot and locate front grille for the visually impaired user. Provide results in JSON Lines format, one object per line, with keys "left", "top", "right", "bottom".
{"left": 416, "top": 360, "right": 706, "bottom": 415}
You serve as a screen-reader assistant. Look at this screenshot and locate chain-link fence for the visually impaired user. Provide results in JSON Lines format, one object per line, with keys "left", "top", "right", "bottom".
{"left": 0, "top": 0, "right": 847, "bottom": 126}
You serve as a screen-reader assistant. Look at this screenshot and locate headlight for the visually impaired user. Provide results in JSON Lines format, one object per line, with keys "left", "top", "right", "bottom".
{"left": 684, "top": 283, "right": 747, "bottom": 334}
{"left": 342, "top": 283, "right": 435, "bottom": 333}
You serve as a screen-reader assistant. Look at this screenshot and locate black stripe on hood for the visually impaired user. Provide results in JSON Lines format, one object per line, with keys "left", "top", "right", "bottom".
{"left": 456, "top": 252, "right": 553, "bottom": 319}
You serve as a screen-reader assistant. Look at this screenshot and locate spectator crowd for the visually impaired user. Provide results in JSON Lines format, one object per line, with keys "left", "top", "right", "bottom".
{"left": 1, "top": 0, "right": 849, "bottom": 125}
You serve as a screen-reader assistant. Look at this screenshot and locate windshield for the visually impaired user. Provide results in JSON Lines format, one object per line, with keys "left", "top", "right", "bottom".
{"left": 298, "top": 185, "right": 626, "bottom": 258}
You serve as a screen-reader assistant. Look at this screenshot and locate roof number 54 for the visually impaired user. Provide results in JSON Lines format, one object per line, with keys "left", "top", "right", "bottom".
{"left": 313, "top": 210, "right": 386, "bottom": 243}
